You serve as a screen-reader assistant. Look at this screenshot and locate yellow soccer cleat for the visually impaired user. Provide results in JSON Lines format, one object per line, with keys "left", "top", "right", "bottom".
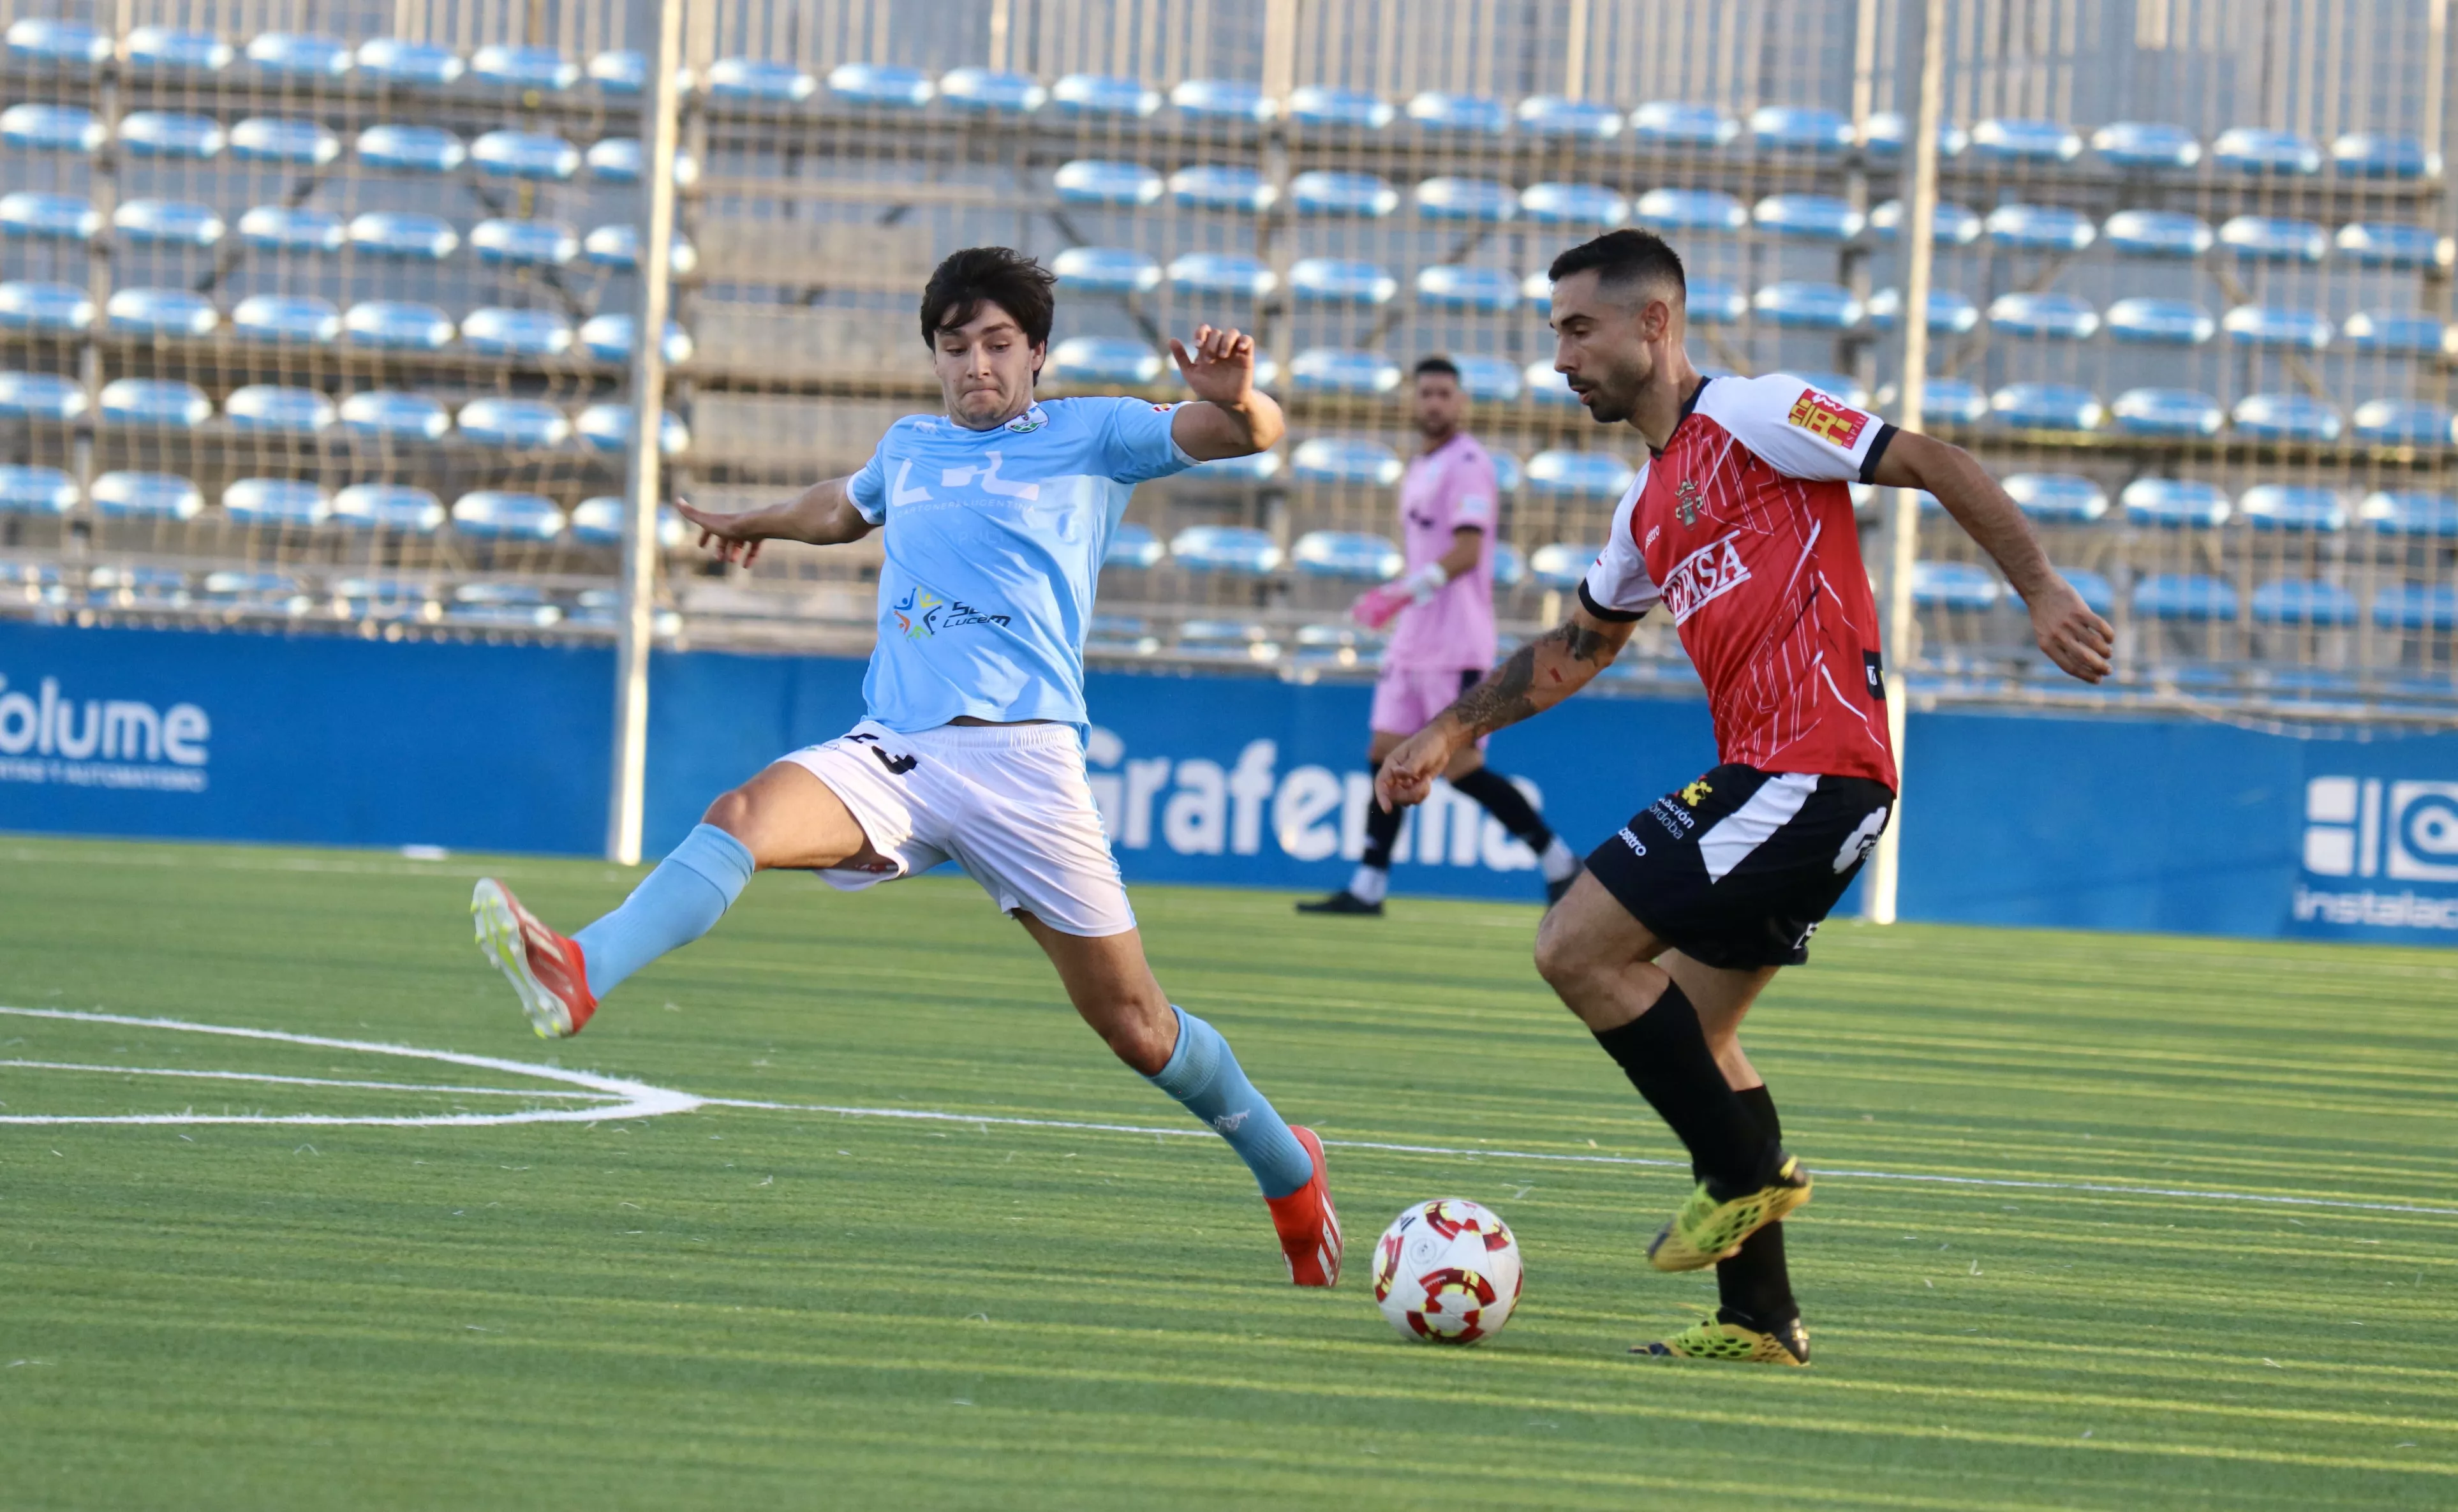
{"left": 1637, "top": 1314, "right": 1809, "bottom": 1366}
{"left": 1645, "top": 1155, "right": 1811, "bottom": 1272}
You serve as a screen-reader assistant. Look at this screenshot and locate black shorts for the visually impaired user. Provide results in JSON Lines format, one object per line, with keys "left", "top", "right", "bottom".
{"left": 1583, "top": 764, "right": 1895, "bottom": 970}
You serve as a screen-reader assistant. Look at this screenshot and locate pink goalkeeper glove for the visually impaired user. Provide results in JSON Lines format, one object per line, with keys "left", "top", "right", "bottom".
{"left": 1350, "top": 582, "right": 1414, "bottom": 628}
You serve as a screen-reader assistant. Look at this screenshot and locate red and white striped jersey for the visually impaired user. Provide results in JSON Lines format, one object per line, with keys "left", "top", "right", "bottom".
{"left": 1580, "top": 373, "right": 1900, "bottom": 789}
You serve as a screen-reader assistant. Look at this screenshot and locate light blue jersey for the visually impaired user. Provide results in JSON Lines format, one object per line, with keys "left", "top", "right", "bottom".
{"left": 846, "top": 396, "right": 1194, "bottom": 731}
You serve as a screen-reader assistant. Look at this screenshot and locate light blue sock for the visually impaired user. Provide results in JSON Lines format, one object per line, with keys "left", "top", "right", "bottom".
{"left": 1144, "top": 1007, "right": 1314, "bottom": 1198}
{"left": 572, "top": 824, "right": 755, "bottom": 997}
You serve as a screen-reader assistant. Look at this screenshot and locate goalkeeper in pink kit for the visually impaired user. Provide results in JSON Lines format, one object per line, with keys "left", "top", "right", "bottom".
{"left": 1299, "top": 357, "right": 1583, "bottom": 915}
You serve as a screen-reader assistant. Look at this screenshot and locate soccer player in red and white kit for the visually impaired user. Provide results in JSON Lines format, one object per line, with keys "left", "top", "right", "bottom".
{"left": 1299, "top": 356, "right": 1581, "bottom": 915}
{"left": 1380, "top": 230, "right": 2113, "bottom": 1365}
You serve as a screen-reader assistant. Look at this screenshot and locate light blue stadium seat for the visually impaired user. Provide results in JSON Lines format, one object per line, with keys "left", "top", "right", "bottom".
{"left": 1518, "top": 96, "right": 1621, "bottom": 138}
{"left": 1914, "top": 378, "right": 1990, "bottom": 425}
{"left": 1167, "top": 165, "right": 1273, "bottom": 212}
{"left": 586, "top": 50, "right": 684, "bottom": 94}
{"left": 1523, "top": 182, "right": 1629, "bottom": 226}
{"left": 237, "top": 205, "right": 344, "bottom": 253}
{"left": 2212, "top": 126, "right": 2321, "bottom": 175}
{"left": 1053, "top": 247, "right": 1159, "bottom": 295}
{"left": 225, "top": 385, "right": 334, "bottom": 434}
{"left": 1525, "top": 449, "right": 1635, "bottom": 499}
{"left": 2341, "top": 311, "right": 2444, "bottom": 355}
{"left": 1913, "top": 561, "right": 2003, "bottom": 609}
{"left": 1169, "top": 79, "right": 1273, "bottom": 122}
{"left": 2336, "top": 222, "right": 2450, "bottom": 269}
{"left": 1184, "top": 450, "right": 1282, "bottom": 482}
{"left": 1292, "top": 530, "right": 1401, "bottom": 580}
{"left": 1287, "top": 348, "right": 1399, "bottom": 396}
{"left": 332, "top": 575, "right": 439, "bottom": 617}
{"left": 457, "top": 396, "right": 571, "bottom": 448}
{"left": 91, "top": 471, "right": 203, "bottom": 519}
{"left": 2103, "top": 209, "right": 2212, "bottom": 257}
{"left": 2135, "top": 574, "right": 2237, "bottom": 621}
{"left": 1, "top": 103, "right": 105, "bottom": 152}
{"left": 452, "top": 491, "right": 565, "bottom": 540}
{"left": 200, "top": 570, "right": 311, "bottom": 611}
{"left": 582, "top": 224, "right": 697, "bottom": 274}
{"left": 1414, "top": 265, "right": 1518, "bottom": 313}
{"left": 2060, "top": 568, "right": 2116, "bottom": 616}
{"left": 1794, "top": 371, "right": 1870, "bottom": 408}
{"left": 577, "top": 403, "right": 689, "bottom": 455}
{"left": 344, "top": 300, "right": 454, "bottom": 350}
{"left": 233, "top": 294, "right": 341, "bottom": 344}
{"left": 2223, "top": 304, "right": 2331, "bottom": 350}
{"left": 1048, "top": 336, "right": 1160, "bottom": 384}
{"left": 223, "top": 478, "right": 330, "bottom": 526}
{"left": 2237, "top": 485, "right": 2346, "bottom": 531}
{"left": 2373, "top": 584, "right": 2458, "bottom": 631}
{"left": 349, "top": 212, "right": 458, "bottom": 260}
{"left": 1867, "top": 288, "right": 1981, "bottom": 335}
{"left": 1529, "top": 543, "right": 1597, "bottom": 589}
{"left": 1448, "top": 356, "right": 1520, "bottom": 401}
{"left": 2002, "top": 473, "right": 2107, "bottom": 523}
{"left": 1685, "top": 278, "right": 1747, "bottom": 325}
{"left": 473, "top": 219, "right": 577, "bottom": 266}
{"left": 1752, "top": 281, "right": 1862, "bottom": 330}
{"left": 2092, "top": 121, "right": 2201, "bottom": 169}
{"left": 1985, "top": 203, "right": 2096, "bottom": 251}
{"left": 355, "top": 37, "right": 461, "bottom": 84}
{"left": 1053, "top": 74, "right": 1159, "bottom": 117}
{"left": 357, "top": 123, "right": 466, "bottom": 173}
{"left": 2332, "top": 132, "right": 2436, "bottom": 179}
{"left": 2122, "top": 477, "right": 2229, "bottom": 528}
{"left": 565, "top": 499, "right": 687, "bottom": 547}
{"left": 99, "top": 378, "right": 211, "bottom": 428}
{"left": 1166, "top": 252, "right": 1275, "bottom": 298}
{"left": 0, "top": 281, "right": 94, "bottom": 333}
{"left": 2220, "top": 215, "right": 2327, "bottom": 264}
{"left": 128, "top": 26, "right": 232, "bottom": 71}
{"left": 1056, "top": 159, "right": 1164, "bottom": 207}
{"left": 2251, "top": 579, "right": 2357, "bottom": 626}
{"left": 1523, "top": 359, "right": 1578, "bottom": 404}
{"left": 2350, "top": 400, "right": 2453, "bottom": 446}
{"left": 1176, "top": 619, "right": 1275, "bottom": 657}
{"left": 1287, "top": 85, "right": 1390, "bottom": 130}
{"left": 87, "top": 565, "right": 191, "bottom": 605}
{"left": 245, "top": 31, "right": 350, "bottom": 75}
{"left": 1103, "top": 521, "right": 1164, "bottom": 568}
{"left": 1992, "top": 383, "right": 2102, "bottom": 431}
{"left": 1749, "top": 105, "right": 1851, "bottom": 152}
{"left": 1413, "top": 176, "right": 1518, "bottom": 221}
{"left": 0, "top": 465, "right": 78, "bottom": 514}
{"left": 704, "top": 57, "right": 816, "bottom": 101}
{"left": 2105, "top": 297, "right": 2214, "bottom": 345}
{"left": 1630, "top": 100, "right": 1738, "bottom": 146}
{"left": 1288, "top": 258, "right": 1396, "bottom": 306}
{"left": 1168, "top": 525, "right": 1281, "bottom": 574}
{"left": 589, "top": 137, "right": 693, "bottom": 184}
{"left": 1867, "top": 198, "right": 1983, "bottom": 244}
{"left": 472, "top": 44, "right": 576, "bottom": 91}
{"left": 828, "top": 63, "right": 933, "bottom": 107}
{"left": 119, "top": 111, "right": 226, "bottom": 159}
{"left": 1492, "top": 542, "right": 1526, "bottom": 588}
{"left": 579, "top": 315, "right": 692, "bottom": 363}
{"left": 228, "top": 116, "right": 339, "bottom": 165}
{"left": 1634, "top": 188, "right": 1745, "bottom": 233}
{"left": 2110, "top": 387, "right": 2223, "bottom": 438}
{"left": 446, "top": 582, "right": 561, "bottom": 628}
{"left": 2233, "top": 393, "right": 2341, "bottom": 442}
{"left": 474, "top": 130, "right": 581, "bottom": 181}
{"left": 461, "top": 307, "right": 575, "bottom": 359}
{"left": 1290, "top": 437, "right": 1402, "bottom": 485}
{"left": 1405, "top": 93, "right": 1509, "bottom": 133}
{"left": 1859, "top": 111, "right": 1969, "bottom": 157}
{"left": 0, "top": 371, "right": 87, "bottom": 420}
{"left": 1988, "top": 291, "right": 2099, "bottom": 339}
{"left": 2359, "top": 490, "right": 2458, "bottom": 537}
{"left": 7, "top": 17, "right": 109, "bottom": 63}
{"left": 1289, "top": 170, "right": 1398, "bottom": 216}
{"left": 1, "top": 192, "right": 99, "bottom": 241}
{"left": 113, "top": 199, "right": 223, "bottom": 247}
{"left": 1971, "top": 117, "right": 2082, "bottom": 162}
{"left": 339, "top": 390, "right": 448, "bottom": 440}
{"left": 107, "top": 288, "right": 218, "bottom": 338}
{"left": 333, "top": 485, "right": 445, "bottom": 533}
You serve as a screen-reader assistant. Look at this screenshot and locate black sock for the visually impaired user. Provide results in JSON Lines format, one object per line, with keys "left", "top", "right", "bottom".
{"left": 1710, "top": 1085, "right": 1798, "bottom": 1327}
{"left": 1450, "top": 766, "right": 1555, "bottom": 851}
{"left": 1590, "top": 981, "right": 1779, "bottom": 1192}
{"left": 1359, "top": 759, "right": 1404, "bottom": 871}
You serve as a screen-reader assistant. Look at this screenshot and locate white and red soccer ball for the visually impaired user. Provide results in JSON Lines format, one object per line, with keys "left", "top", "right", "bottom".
{"left": 1371, "top": 1199, "right": 1523, "bottom": 1345}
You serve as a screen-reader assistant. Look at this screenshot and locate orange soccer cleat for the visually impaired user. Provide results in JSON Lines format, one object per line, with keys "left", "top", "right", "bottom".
{"left": 1265, "top": 1126, "right": 1343, "bottom": 1287}
{"left": 471, "top": 878, "right": 598, "bottom": 1039}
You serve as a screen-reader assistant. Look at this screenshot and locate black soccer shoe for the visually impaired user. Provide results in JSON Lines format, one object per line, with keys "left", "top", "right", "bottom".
{"left": 1296, "top": 891, "right": 1383, "bottom": 916}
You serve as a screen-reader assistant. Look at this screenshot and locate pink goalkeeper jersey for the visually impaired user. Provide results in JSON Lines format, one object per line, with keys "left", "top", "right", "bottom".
{"left": 1384, "top": 431, "right": 1500, "bottom": 671}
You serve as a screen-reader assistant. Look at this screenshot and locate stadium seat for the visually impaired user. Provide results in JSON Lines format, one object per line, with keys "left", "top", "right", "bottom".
{"left": 2002, "top": 473, "right": 2107, "bottom": 522}
{"left": 2223, "top": 304, "right": 2332, "bottom": 350}
{"left": 456, "top": 397, "right": 571, "bottom": 448}
{"left": 1970, "top": 117, "right": 2083, "bottom": 162}
{"left": 2212, "top": 126, "right": 2321, "bottom": 175}
{"left": 1053, "top": 75, "right": 1160, "bottom": 117}
{"left": 1288, "top": 348, "right": 1400, "bottom": 395}
{"left": 827, "top": 63, "right": 933, "bottom": 107}
{"left": 118, "top": 111, "right": 226, "bottom": 159}
{"left": 2109, "top": 388, "right": 2225, "bottom": 438}
{"left": 2236, "top": 485, "right": 2347, "bottom": 531}
{"left": 2341, "top": 310, "right": 2445, "bottom": 354}
{"left": 2332, "top": 132, "right": 2436, "bottom": 179}
{"left": 2059, "top": 568, "right": 2117, "bottom": 616}
{"left": 1630, "top": 100, "right": 1739, "bottom": 146}
{"left": 1906, "top": 378, "right": 1989, "bottom": 425}
{"left": 1054, "top": 247, "right": 1161, "bottom": 294}
{"left": 1414, "top": 265, "right": 1518, "bottom": 313}
{"left": 2251, "top": 579, "right": 2357, "bottom": 626}
{"left": 461, "top": 308, "right": 575, "bottom": 359}
{"left": 225, "top": 385, "right": 335, "bottom": 434}
{"left": 588, "top": 50, "right": 690, "bottom": 94}
{"left": 1859, "top": 110, "right": 1969, "bottom": 157}
{"left": 1167, "top": 165, "right": 1274, "bottom": 212}
{"left": 1992, "top": 383, "right": 2103, "bottom": 431}
{"left": 472, "top": 44, "right": 577, "bottom": 91}
{"left": 2335, "top": 221, "right": 2451, "bottom": 269}
{"left": 1288, "top": 258, "right": 1396, "bottom": 305}
{"left": 1864, "top": 288, "right": 1978, "bottom": 335}
{"left": 1291, "top": 530, "right": 1402, "bottom": 579}
{"left": 1529, "top": 543, "right": 1597, "bottom": 589}
{"left": 99, "top": 378, "right": 211, "bottom": 428}
{"left": 91, "top": 470, "right": 204, "bottom": 519}
{"left": 0, "top": 281, "right": 94, "bottom": 332}
{"left": 1103, "top": 521, "right": 1165, "bottom": 568}
{"left": 577, "top": 403, "right": 690, "bottom": 455}
{"left": 332, "top": 574, "right": 440, "bottom": 618}
{"left": 2092, "top": 121, "right": 2202, "bottom": 168}
{"left": 228, "top": 117, "right": 339, "bottom": 165}
{"left": 1988, "top": 291, "right": 2099, "bottom": 339}
{"left": 107, "top": 288, "right": 218, "bottom": 338}
{"left": 1912, "top": 561, "right": 2003, "bottom": 609}
{"left": 1794, "top": 371, "right": 1870, "bottom": 408}
{"left": 939, "top": 66, "right": 1043, "bottom": 111}
{"left": 474, "top": 130, "right": 581, "bottom": 181}
{"left": 2220, "top": 215, "right": 2328, "bottom": 264}
{"left": 6, "top": 17, "right": 109, "bottom": 63}
{"left": 1, "top": 192, "right": 99, "bottom": 241}
{"left": 1289, "top": 170, "right": 1398, "bottom": 216}
{"left": 2105, "top": 297, "right": 2215, "bottom": 345}
{"left": 339, "top": 390, "right": 449, "bottom": 440}
{"left": 1867, "top": 198, "right": 1983, "bottom": 244}
{"left": 1522, "top": 182, "right": 1629, "bottom": 226}
{"left": 222, "top": 478, "right": 330, "bottom": 525}
{"left": 1167, "top": 525, "right": 1281, "bottom": 574}
{"left": 2373, "top": 584, "right": 2458, "bottom": 631}
{"left": 2103, "top": 208, "right": 2213, "bottom": 257}
{"left": 2122, "top": 478, "right": 2230, "bottom": 527}
{"left": 1413, "top": 177, "right": 1519, "bottom": 221}
{"left": 1752, "top": 281, "right": 1862, "bottom": 330}
{"left": 344, "top": 300, "right": 455, "bottom": 350}
{"left": 0, "top": 371, "right": 87, "bottom": 420}
{"left": 128, "top": 26, "right": 232, "bottom": 71}
{"left": 1517, "top": 96, "right": 1622, "bottom": 138}
{"left": 2134, "top": 574, "right": 2237, "bottom": 621}
{"left": 357, "top": 124, "right": 467, "bottom": 173}
{"left": 112, "top": 200, "right": 223, "bottom": 247}
{"left": 1449, "top": 356, "right": 1521, "bottom": 401}
{"left": 451, "top": 491, "right": 565, "bottom": 540}
{"left": 565, "top": 498, "right": 688, "bottom": 547}
{"left": 1176, "top": 619, "right": 1277, "bottom": 659}
{"left": 1290, "top": 437, "right": 1402, "bottom": 485}
{"left": 355, "top": 37, "right": 461, "bottom": 84}
{"left": 349, "top": 212, "right": 459, "bottom": 260}
{"left": 232, "top": 294, "right": 341, "bottom": 344}
{"left": 579, "top": 315, "right": 692, "bottom": 364}
{"left": 1057, "top": 159, "right": 1165, "bottom": 207}
{"left": 2350, "top": 399, "right": 2454, "bottom": 445}
{"left": 1526, "top": 449, "right": 1636, "bottom": 499}
{"left": 237, "top": 205, "right": 345, "bottom": 253}
{"left": 1048, "top": 337, "right": 1160, "bottom": 384}
{"left": 473, "top": 219, "right": 578, "bottom": 266}
{"left": 582, "top": 225, "right": 697, "bottom": 274}
{"left": 332, "top": 485, "right": 445, "bottom": 533}
{"left": 1684, "top": 278, "right": 1747, "bottom": 324}
{"left": 588, "top": 138, "right": 697, "bottom": 185}
{"left": 200, "top": 570, "right": 312, "bottom": 611}
{"left": 1749, "top": 105, "right": 1851, "bottom": 151}
{"left": 1287, "top": 85, "right": 1391, "bottom": 130}
{"left": 1492, "top": 541, "right": 1526, "bottom": 588}
{"left": 1184, "top": 450, "right": 1282, "bottom": 482}
{"left": 1634, "top": 188, "right": 1745, "bottom": 233}
{"left": 0, "top": 464, "right": 78, "bottom": 514}
{"left": 446, "top": 583, "right": 562, "bottom": 628}
{"left": 1169, "top": 79, "right": 1274, "bottom": 122}
{"left": 1985, "top": 204, "right": 2096, "bottom": 251}
{"left": 1523, "top": 360, "right": 1579, "bottom": 404}
{"left": 0, "top": 103, "right": 105, "bottom": 152}
{"left": 2233, "top": 394, "right": 2341, "bottom": 442}
{"left": 1405, "top": 93, "right": 1510, "bottom": 133}
{"left": 1166, "top": 251, "right": 1275, "bottom": 298}
{"left": 2359, "top": 489, "right": 2458, "bottom": 536}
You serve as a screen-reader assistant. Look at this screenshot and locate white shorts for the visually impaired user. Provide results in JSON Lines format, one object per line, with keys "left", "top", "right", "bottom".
{"left": 780, "top": 719, "right": 1136, "bottom": 938}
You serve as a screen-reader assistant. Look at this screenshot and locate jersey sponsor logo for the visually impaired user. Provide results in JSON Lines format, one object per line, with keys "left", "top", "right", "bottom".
{"left": 938, "top": 449, "right": 1040, "bottom": 500}
{"left": 1863, "top": 649, "right": 1886, "bottom": 700}
{"left": 846, "top": 730, "right": 919, "bottom": 776}
{"left": 892, "top": 584, "right": 1012, "bottom": 640}
{"left": 1674, "top": 478, "right": 1703, "bottom": 528}
{"left": 1455, "top": 493, "right": 1495, "bottom": 525}
{"left": 1833, "top": 807, "right": 1888, "bottom": 873}
{"left": 2304, "top": 776, "right": 2458, "bottom": 881}
{"left": 1661, "top": 533, "right": 1752, "bottom": 625}
{"left": 1679, "top": 777, "right": 1714, "bottom": 807}
{"left": 1615, "top": 826, "right": 1648, "bottom": 856}
{"left": 1787, "top": 387, "right": 1869, "bottom": 449}
{"left": 889, "top": 459, "right": 932, "bottom": 508}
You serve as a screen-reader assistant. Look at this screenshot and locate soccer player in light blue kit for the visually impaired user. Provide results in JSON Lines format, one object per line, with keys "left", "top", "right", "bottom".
{"left": 471, "top": 248, "right": 1342, "bottom": 1286}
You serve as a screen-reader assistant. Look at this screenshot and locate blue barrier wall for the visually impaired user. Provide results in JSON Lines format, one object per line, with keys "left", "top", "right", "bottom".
{"left": 4, "top": 621, "right": 2454, "bottom": 945}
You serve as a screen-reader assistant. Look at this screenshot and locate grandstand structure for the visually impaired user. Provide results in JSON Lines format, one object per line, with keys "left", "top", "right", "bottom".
{"left": 1, "top": 0, "right": 2454, "bottom": 721}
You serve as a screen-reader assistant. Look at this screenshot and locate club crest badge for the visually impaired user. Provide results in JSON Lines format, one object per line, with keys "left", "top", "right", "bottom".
{"left": 1675, "top": 478, "right": 1703, "bottom": 528}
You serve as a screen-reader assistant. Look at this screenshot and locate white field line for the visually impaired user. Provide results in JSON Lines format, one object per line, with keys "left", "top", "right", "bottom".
{"left": 0, "top": 1060, "right": 618, "bottom": 1101}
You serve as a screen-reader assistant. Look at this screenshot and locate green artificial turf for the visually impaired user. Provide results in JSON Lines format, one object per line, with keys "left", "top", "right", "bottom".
{"left": 1, "top": 834, "right": 2452, "bottom": 1510}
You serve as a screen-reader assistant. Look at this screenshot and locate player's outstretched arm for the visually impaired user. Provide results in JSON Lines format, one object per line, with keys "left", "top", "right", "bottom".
{"left": 1167, "top": 323, "right": 1287, "bottom": 459}
{"left": 1376, "top": 604, "right": 1637, "bottom": 811}
{"left": 1870, "top": 433, "right": 2113, "bottom": 683}
{"left": 672, "top": 477, "right": 873, "bottom": 567}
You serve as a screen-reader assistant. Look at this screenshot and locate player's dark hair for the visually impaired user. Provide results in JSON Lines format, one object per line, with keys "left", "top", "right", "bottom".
{"left": 918, "top": 246, "right": 1057, "bottom": 349}
{"left": 1413, "top": 355, "right": 1461, "bottom": 382}
{"left": 1546, "top": 229, "right": 1687, "bottom": 300}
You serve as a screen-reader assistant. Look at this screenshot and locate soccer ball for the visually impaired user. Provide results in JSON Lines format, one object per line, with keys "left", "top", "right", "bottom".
{"left": 1370, "top": 1199, "right": 1523, "bottom": 1345}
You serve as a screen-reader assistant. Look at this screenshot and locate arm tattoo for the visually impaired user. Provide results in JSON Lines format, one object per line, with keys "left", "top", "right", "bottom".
{"left": 1446, "top": 620, "right": 1615, "bottom": 737}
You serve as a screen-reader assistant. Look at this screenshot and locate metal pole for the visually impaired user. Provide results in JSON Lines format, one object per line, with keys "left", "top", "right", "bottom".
{"left": 1864, "top": 0, "right": 1946, "bottom": 926}
{"left": 605, "top": 0, "right": 684, "bottom": 866}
